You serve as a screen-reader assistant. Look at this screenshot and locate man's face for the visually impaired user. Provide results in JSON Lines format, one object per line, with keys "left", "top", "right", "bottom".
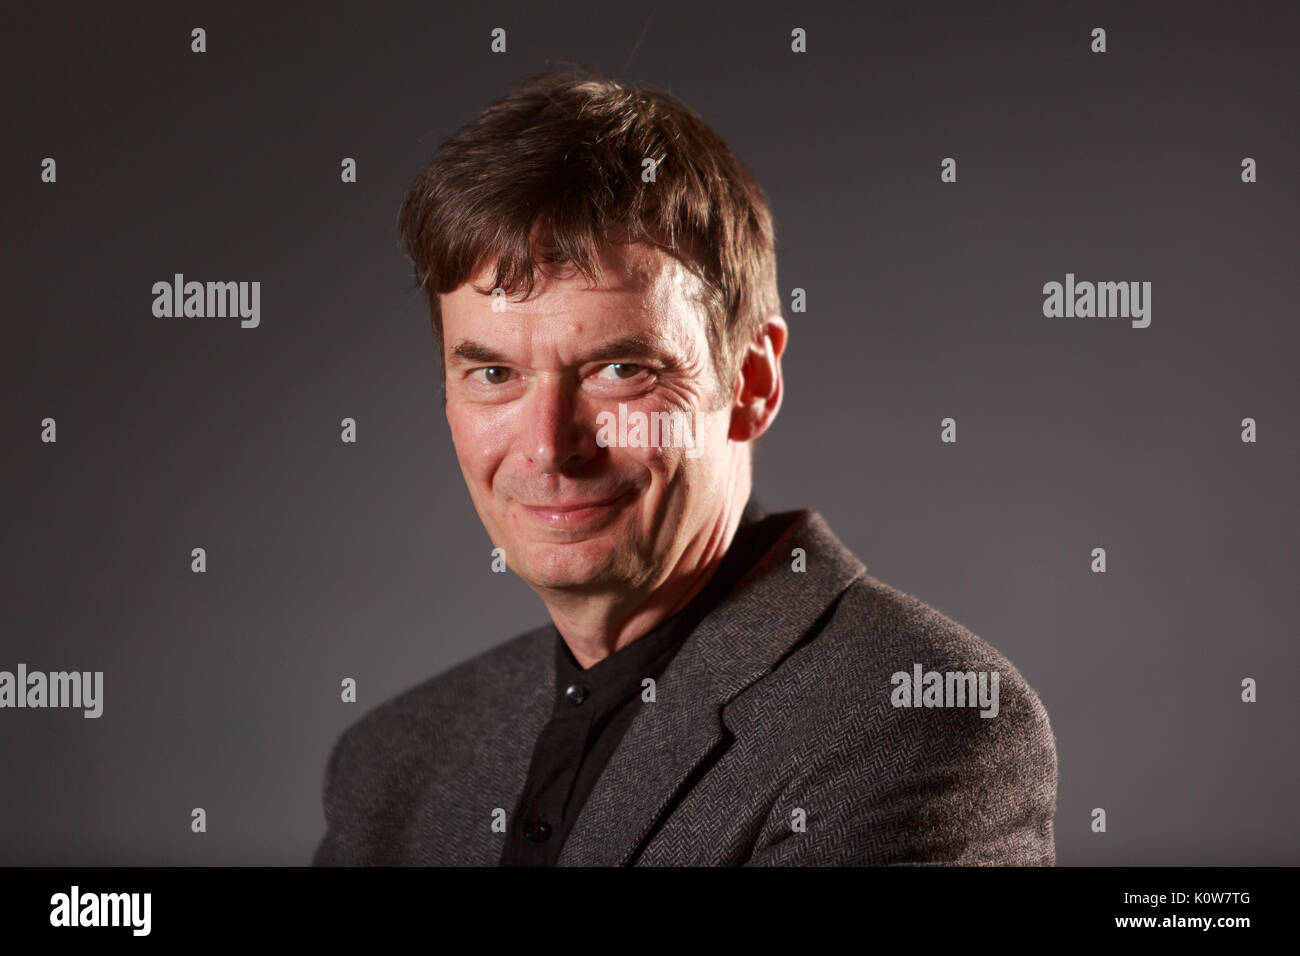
{"left": 440, "top": 241, "right": 741, "bottom": 596}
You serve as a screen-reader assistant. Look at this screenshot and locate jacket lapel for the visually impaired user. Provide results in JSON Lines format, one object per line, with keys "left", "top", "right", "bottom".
{"left": 556, "top": 509, "right": 865, "bottom": 865}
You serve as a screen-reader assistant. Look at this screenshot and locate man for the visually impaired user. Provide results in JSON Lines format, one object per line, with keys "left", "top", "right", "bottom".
{"left": 311, "top": 67, "right": 1057, "bottom": 866}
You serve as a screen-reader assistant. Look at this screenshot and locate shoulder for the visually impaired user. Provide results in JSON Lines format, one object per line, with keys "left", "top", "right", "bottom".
{"left": 323, "top": 623, "right": 552, "bottom": 780}
{"left": 828, "top": 569, "right": 1048, "bottom": 700}
{"left": 747, "top": 571, "right": 1057, "bottom": 863}
{"left": 311, "top": 624, "right": 552, "bottom": 864}
{"left": 769, "top": 569, "right": 1056, "bottom": 783}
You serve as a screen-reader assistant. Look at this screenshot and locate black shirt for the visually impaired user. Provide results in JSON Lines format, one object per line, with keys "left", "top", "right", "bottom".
{"left": 499, "top": 496, "right": 779, "bottom": 865}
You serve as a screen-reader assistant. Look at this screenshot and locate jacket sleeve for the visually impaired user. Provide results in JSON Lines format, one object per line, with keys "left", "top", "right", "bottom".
{"left": 743, "top": 668, "right": 1058, "bottom": 866}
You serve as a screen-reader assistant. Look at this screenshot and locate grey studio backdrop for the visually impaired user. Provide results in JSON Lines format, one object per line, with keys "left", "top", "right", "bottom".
{"left": 1, "top": 0, "right": 1296, "bottom": 866}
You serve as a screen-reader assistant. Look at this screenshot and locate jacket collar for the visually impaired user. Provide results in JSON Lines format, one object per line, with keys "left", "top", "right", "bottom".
{"left": 556, "top": 508, "right": 866, "bottom": 865}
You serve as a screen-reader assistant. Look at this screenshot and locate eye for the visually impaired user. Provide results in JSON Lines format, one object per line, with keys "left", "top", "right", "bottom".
{"left": 472, "top": 366, "right": 513, "bottom": 385}
{"left": 594, "top": 363, "right": 645, "bottom": 380}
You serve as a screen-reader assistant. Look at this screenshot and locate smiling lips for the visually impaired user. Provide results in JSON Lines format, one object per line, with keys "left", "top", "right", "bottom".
{"left": 519, "top": 490, "right": 632, "bottom": 526}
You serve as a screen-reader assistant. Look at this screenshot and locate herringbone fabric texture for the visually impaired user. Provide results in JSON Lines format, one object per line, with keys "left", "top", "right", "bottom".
{"left": 312, "top": 510, "right": 1058, "bottom": 866}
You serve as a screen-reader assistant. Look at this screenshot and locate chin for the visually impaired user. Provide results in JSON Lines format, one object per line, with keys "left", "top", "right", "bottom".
{"left": 517, "top": 538, "right": 626, "bottom": 591}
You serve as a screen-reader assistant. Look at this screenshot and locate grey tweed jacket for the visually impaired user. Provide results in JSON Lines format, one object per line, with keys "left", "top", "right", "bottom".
{"left": 312, "top": 509, "right": 1057, "bottom": 866}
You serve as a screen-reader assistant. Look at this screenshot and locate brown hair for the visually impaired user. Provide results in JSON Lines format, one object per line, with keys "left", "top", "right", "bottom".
{"left": 397, "top": 65, "right": 780, "bottom": 398}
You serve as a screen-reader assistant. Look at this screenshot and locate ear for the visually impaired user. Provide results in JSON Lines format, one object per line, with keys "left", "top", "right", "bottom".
{"left": 728, "top": 314, "right": 788, "bottom": 442}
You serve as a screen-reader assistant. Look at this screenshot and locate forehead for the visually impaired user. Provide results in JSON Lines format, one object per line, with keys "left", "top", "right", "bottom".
{"left": 443, "top": 241, "right": 709, "bottom": 340}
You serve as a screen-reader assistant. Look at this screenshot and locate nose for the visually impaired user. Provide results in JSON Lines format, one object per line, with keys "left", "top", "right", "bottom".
{"left": 524, "top": 376, "right": 596, "bottom": 473}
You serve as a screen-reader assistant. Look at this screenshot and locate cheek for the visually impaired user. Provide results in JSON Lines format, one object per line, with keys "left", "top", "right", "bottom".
{"left": 618, "top": 439, "right": 668, "bottom": 469}
{"left": 615, "top": 437, "right": 693, "bottom": 483}
{"left": 448, "top": 406, "right": 511, "bottom": 482}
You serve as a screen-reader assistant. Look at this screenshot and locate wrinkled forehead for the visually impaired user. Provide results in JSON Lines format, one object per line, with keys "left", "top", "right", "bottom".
{"left": 444, "top": 245, "right": 711, "bottom": 356}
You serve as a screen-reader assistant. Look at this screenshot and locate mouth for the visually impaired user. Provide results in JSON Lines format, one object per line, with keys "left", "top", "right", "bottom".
{"left": 518, "top": 489, "right": 634, "bottom": 528}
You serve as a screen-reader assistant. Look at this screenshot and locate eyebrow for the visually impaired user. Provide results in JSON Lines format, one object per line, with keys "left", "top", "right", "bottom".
{"left": 448, "top": 333, "right": 678, "bottom": 368}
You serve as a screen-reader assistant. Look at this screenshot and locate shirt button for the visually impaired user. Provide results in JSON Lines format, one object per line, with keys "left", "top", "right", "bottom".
{"left": 523, "top": 820, "right": 552, "bottom": 843}
{"left": 564, "top": 683, "right": 588, "bottom": 706}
